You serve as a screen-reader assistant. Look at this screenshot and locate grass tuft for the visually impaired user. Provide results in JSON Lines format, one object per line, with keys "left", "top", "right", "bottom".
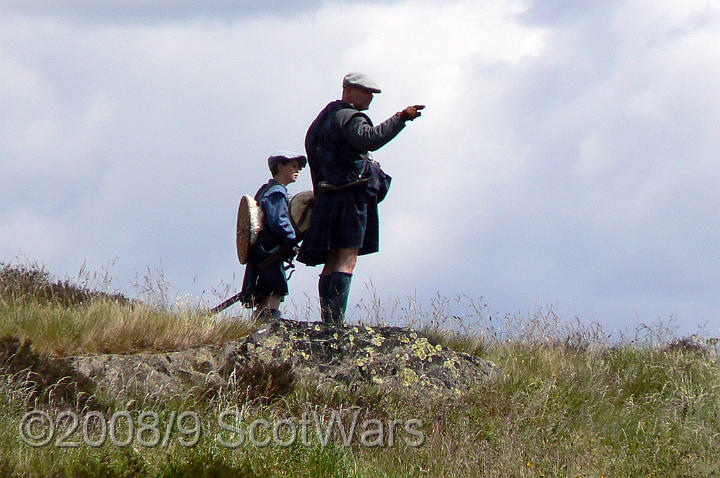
{"left": 223, "top": 359, "right": 296, "bottom": 404}
{"left": 1, "top": 262, "right": 129, "bottom": 308}
{"left": 0, "top": 335, "right": 100, "bottom": 410}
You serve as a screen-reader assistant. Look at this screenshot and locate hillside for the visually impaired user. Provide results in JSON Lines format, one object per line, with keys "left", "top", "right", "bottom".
{"left": 1, "top": 262, "right": 719, "bottom": 477}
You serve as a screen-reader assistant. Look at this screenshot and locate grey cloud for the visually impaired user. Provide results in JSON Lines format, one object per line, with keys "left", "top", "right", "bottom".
{"left": 448, "top": 2, "right": 720, "bottom": 333}
{"left": 521, "top": 0, "right": 620, "bottom": 25}
{"left": 2, "top": 1, "right": 718, "bottom": 337}
{"left": 0, "top": 1, "right": 326, "bottom": 23}
{"left": 0, "top": 0, "right": 410, "bottom": 25}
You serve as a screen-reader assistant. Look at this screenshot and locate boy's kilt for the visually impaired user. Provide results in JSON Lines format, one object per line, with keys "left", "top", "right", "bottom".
{"left": 297, "top": 185, "right": 379, "bottom": 266}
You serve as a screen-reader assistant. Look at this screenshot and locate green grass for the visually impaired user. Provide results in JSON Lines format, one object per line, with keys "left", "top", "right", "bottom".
{"left": 1, "top": 262, "right": 720, "bottom": 477}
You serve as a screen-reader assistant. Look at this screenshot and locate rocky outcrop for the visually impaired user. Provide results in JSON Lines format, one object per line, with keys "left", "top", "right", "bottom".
{"left": 72, "top": 318, "right": 500, "bottom": 400}
{"left": 227, "top": 319, "right": 499, "bottom": 391}
{"left": 72, "top": 346, "right": 226, "bottom": 400}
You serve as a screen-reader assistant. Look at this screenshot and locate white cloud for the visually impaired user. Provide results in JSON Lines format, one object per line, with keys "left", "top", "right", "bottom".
{"left": 1, "top": 0, "right": 719, "bottom": 335}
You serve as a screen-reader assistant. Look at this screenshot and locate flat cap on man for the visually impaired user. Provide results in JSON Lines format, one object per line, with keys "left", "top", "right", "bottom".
{"left": 342, "top": 72, "right": 381, "bottom": 93}
{"left": 268, "top": 150, "right": 307, "bottom": 170}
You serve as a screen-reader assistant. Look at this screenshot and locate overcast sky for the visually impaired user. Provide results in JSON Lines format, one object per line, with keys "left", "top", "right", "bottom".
{"left": 1, "top": 0, "right": 718, "bottom": 337}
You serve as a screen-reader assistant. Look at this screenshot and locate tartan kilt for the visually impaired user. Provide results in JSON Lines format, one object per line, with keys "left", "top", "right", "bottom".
{"left": 238, "top": 248, "right": 289, "bottom": 307}
{"left": 297, "top": 186, "right": 379, "bottom": 266}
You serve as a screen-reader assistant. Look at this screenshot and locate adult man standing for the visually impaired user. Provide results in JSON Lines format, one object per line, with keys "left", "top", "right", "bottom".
{"left": 297, "top": 72, "right": 424, "bottom": 324}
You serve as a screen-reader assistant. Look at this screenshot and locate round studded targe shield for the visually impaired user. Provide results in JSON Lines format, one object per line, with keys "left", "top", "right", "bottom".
{"left": 236, "top": 195, "right": 264, "bottom": 264}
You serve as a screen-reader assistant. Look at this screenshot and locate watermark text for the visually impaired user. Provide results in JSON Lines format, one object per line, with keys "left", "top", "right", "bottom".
{"left": 19, "top": 410, "right": 425, "bottom": 449}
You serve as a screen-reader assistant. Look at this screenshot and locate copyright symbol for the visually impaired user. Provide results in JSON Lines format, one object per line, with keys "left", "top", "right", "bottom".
{"left": 19, "top": 411, "right": 54, "bottom": 447}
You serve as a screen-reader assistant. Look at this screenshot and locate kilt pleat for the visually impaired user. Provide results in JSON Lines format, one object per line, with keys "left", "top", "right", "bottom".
{"left": 297, "top": 187, "right": 379, "bottom": 266}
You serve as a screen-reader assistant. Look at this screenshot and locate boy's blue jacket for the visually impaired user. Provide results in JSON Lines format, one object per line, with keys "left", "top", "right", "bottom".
{"left": 254, "top": 179, "right": 296, "bottom": 257}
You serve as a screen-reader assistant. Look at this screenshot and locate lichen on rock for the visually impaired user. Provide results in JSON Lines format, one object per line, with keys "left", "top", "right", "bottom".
{"left": 223, "top": 318, "right": 499, "bottom": 393}
{"left": 72, "top": 318, "right": 500, "bottom": 401}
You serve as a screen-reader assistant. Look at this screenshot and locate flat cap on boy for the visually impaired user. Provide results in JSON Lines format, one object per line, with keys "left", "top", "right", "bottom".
{"left": 268, "top": 151, "right": 307, "bottom": 170}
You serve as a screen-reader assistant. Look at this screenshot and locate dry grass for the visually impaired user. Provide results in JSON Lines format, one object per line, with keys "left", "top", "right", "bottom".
{"left": 0, "top": 262, "right": 255, "bottom": 356}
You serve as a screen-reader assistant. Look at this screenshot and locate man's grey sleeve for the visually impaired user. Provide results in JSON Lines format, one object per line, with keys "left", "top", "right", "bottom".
{"left": 340, "top": 112, "right": 406, "bottom": 152}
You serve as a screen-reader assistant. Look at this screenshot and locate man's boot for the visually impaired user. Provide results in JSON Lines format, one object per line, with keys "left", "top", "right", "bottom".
{"left": 328, "top": 272, "right": 352, "bottom": 325}
{"left": 318, "top": 274, "right": 332, "bottom": 323}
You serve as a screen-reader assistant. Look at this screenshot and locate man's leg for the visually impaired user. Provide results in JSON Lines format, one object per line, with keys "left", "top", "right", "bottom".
{"left": 322, "top": 247, "right": 359, "bottom": 275}
{"left": 327, "top": 272, "right": 352, "bottom": 324}
{"left": 318, "top": 274, "right": 332, "bottom": 322}
{"left": 320, "top": 248, "right": 359, "bottom": 324}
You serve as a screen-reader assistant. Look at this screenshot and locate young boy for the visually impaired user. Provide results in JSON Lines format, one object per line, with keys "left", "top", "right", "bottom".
{"left": 239, "top": 151, "right": 306, "bottom": 319}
